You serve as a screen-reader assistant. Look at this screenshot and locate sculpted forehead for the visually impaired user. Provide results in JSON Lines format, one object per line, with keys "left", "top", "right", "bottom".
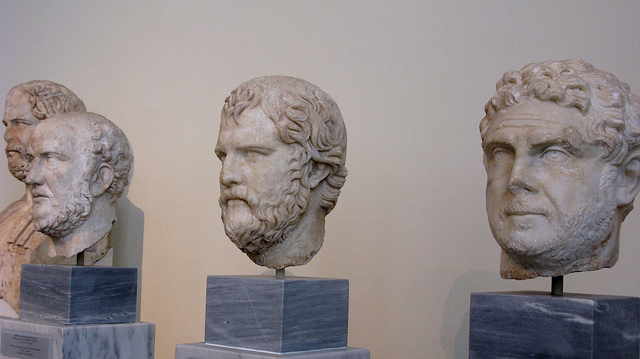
{"left": 3, "top": 92, "right": 38, "bottom": 125}
{"left": 217, "top": 106, "right": 282, "bottom": 148}
{"left": 485, "top": 102, "right": 589, "bottom": 147}
{"left": 30, "top": 120, "right": 80, "bottom": 152}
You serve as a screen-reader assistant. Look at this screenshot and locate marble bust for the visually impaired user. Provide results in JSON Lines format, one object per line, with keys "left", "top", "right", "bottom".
{"left": 216, "top": 76, "right": 347, "bottom": 269}
{"left": 480, "top": 59, "right": 640, "bottom": 279}
{"left": 25, "top": 112, "right": 133, "bottom": 258}
{"left": 0, "top": 81, "right": 91, "bottom": 313}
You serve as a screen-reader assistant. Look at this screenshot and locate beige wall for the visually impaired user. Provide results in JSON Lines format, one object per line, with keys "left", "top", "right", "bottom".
{"left": 2, "top": 1, "right": 640, "bottom": 358}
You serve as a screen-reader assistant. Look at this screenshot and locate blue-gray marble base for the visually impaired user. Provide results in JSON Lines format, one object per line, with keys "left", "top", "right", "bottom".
{"left": 469, "top": 291, "right": 640, "bottom": 359}
{"left": 175, "top": 343, "right": 369, "bottom": 359}
{"left": 0, "top": 317, "right": 154, "bottom": 359}
{"left": 205, "top": 276, "right": 348, "bottom": 353}
{"left": 19, "top": 264, "right": 137, "bottom": 325}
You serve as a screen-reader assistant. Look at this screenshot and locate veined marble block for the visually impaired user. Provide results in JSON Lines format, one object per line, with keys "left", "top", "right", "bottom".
{"left": 469, "top": 291, "right": 640, "bottom": 358}
{"left": 0, "top": 317, "right": 154, "bottom": 359}
{"left": 206, "top": 276, "right": 348, "bottom": 353}
{"left": 175, "top": 343, "right": 369, "bottom": 359}
{"left": 19, "top": 264, "right": 137, "bottom": 325}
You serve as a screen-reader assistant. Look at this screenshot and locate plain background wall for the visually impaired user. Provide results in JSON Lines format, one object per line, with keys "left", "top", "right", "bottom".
{"left": 1, "top": 1, "right": 640, "bottom": 358}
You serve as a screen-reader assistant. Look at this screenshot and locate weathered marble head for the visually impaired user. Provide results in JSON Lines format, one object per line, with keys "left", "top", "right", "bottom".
{"left": 216, "top": 76, "right": 347, "bottom": 269}
{"left": 3, "top": 80, "right": 86, "bottom": 181}
{"left": 25, "top": 112, "right": 133, "bottom": 258}
{"left": 480, "top": 59, "right": 640, "bottom": 279}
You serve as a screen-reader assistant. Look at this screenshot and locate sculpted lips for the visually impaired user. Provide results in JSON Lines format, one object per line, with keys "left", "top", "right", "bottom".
{"left": 219, "top": 186, "right": 259, "bottom": 209}
{"left": 5, "top": 141, "right": 25, "bottom": 156}
{"left": 504, "top": 203, "right": 548, "bottom": 217}
{"left": 30, "top": 188, "right": 51, "bottom": 204}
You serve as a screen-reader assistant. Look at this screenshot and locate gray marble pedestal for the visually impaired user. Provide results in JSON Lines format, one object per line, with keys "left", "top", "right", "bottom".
{"left": 205, "top": 276, "right": 348, "bottom": 353}
{"left": 175, "top": 343, "right": 369, "bottom": 359}
{"left": 469, "top": 291, "right": 640, "bottom": 359}
{"left": 19, "top": 264, "right": 137, "bottom": 325}
{"left": 0, "top": 317, "right": 154, "bottom": 359}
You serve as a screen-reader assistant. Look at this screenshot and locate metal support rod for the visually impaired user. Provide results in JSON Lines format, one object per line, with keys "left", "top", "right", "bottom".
{"left": 76, "top": 250, "right": 85, "bottom": 266}
{"left": 551, "top": 275, "right": 563, "bottom": 296}
{"left": 276, "top": 268, "right": 285, "bottom": 278}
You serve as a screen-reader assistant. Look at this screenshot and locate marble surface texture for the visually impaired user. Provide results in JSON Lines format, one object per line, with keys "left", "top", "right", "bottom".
{"left": 0, "top": 317, "right": 154, "bottom": 359}
{"left": 480, "top": 59, "right": 640, "bottom": 279}
{"left": 206, "top": 276, "right": 348, "bottom": 353}
{"left": 19, "top": 264, "right": 137, "bottom": 325}
{"left": 217, "top": 76, "right": 348, "bottom": 269}
{"left": 175, "top": 343, "right": 369, "bottom": 359}
{"left": 469, "top": 291, "right": 640, "bottom": 358}
{"left": 25, "top": 112, "right": 133, "bottom": 258}
{"left": 0, "top": 81, "right": 110, "bottom": 315}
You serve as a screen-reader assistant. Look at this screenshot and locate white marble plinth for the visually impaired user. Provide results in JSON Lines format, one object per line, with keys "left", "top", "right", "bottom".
{"left": 175, "top": 343, "right": 369, "bottom": 359}
{"left": 0, "top": 317, "right": 154, "bottom": 359}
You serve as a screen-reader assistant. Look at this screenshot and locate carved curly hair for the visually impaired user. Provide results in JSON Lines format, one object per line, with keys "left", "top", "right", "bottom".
{"left": 221, "top": 76, "right": 348, "bottom": 214}
{"left": 480, "top": 59, "right": 640, "bottom": 166}
{"left": 9, "top": 80, "right": 86, "bottom": 119}
{"left": 83, "top": 113, "right": 133, "bottom": 203}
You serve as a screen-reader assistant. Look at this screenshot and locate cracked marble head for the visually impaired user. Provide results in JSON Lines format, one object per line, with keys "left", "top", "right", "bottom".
{"left": 3, "top": 81, "right": 85, "bottom": 182}
{"left": 25, "top": 112, "right": 132, "bottom": 257}
{"left": 480, "top": 59, "right": 640, "bottom": 279}
{"left": 216, "top": 76, "right": 347, "bottom": 269}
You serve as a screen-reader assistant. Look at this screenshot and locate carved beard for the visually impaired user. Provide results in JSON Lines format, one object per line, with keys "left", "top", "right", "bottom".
{"left": 34, "top": 180, "right": 93, "bottom": 239}
{"left": 219, "top": 166, "right": 310, "bottom": 255}
{"left": 5, "top": 141, "right": 29, "bottom": 181}
{"left": 492, "top": 173, "right": 617, "bottom": 271}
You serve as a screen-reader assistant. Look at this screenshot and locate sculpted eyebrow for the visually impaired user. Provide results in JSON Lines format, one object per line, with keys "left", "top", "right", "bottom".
{"left": 482, "top": 140, "right": 513, "bottom": 152}
{"left": 531, "top": 138, "right": 573, "bottom": 150}
{"left": 239, "top": 145, "right": 274, "bottom": 153}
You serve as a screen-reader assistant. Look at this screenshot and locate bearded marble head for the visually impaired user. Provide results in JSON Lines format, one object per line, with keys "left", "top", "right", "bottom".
{"left": 25, "top": 112, "right": 133, "bottom": 258}
{"left": 216, "top": 76, "right": 347, "bottom": 269}
{"left": 3, "top": 81, "right": 86, "bottom": 182}
{"left": 480, "top": 59, "right": 640, "bottom": 279}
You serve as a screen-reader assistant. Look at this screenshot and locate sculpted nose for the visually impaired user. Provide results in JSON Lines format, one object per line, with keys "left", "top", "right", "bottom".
{"left": 507, "top": 156, "right": 537, "bottom": 195}
{"left": 24, "top": 160, "right": 43, "bottom": 186}
{"left": 3, "top": 126, "right": 12, "bottom": 143}
{"left": 220, "top": 158, "right": 242, "bottom": 187}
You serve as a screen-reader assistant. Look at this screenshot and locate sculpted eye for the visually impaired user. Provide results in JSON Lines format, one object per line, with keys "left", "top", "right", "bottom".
{"left": 243, "top": 147, "right": 272, "bottom": 162}
{"left": 244, "top": 150, "right": 265, "bottom": 162}
{"left": 491, "top": 147, "right": 513, "bottom": 163}
{"left": 44, "top": 153, "right": 64, "bottom": 165}
{"left": 541, "top": 148, "right": 571, "bottom": 163}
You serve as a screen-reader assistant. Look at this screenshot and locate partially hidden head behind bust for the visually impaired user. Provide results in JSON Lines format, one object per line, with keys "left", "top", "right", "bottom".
{"left": 216, "top": 76, "right": 347, "bottom": 269}
{"left": 480, "top": 59, "right": 640, "bottom": 279}
{"left": 3, "top": 80, "right": 86, "bottom": 182}
{"left": 25, "top": 112, "right": 133, "bottom": 258}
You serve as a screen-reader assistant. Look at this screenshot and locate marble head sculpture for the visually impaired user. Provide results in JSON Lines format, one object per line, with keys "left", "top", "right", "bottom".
{"left": 216, "top": 76, "right": 348, "bottom": 269}
{"left": 480, "top": 59, "right": 640, "bottom": 280}
{"left": 4, "top": 80, "right": 86, "bottom": 182}
{"left": 25, "top": 112, "right": 133, "bottom": 258}
{"left": 0, "top": 81, "right": 88, "bottom": 314}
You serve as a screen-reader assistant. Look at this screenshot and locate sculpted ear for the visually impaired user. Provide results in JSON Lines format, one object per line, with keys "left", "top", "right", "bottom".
{"left": 308, "top": 162, "right": 331, "bottom": 189}
{"left": 91, "top": 164, "right": 115, "bottom": 197}
{"left": 616, "top": 155, "right": 640, "bottom": 207}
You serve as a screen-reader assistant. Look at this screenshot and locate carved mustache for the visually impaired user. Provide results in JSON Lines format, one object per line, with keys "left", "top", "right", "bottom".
{"left": 5, "top": 141, "right": 27, "bottom": 158}
{"left": 219, "top": 186, "right": 261, "bottom": 209}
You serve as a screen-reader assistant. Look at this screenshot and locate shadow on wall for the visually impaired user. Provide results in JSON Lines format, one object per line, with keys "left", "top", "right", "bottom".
{"left": 110, "top": 193, "right": 145, "bottom": 321}
{"left": 439, "top": 270, "right": 519, "bottom": 359}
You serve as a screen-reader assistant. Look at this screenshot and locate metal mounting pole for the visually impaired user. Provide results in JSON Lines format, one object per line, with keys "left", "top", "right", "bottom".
{"left": 76, "top": 250, "right": 85, "bottom": 266}
{"left": 551, "top": 276, "right": 563, "bottom": 296}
